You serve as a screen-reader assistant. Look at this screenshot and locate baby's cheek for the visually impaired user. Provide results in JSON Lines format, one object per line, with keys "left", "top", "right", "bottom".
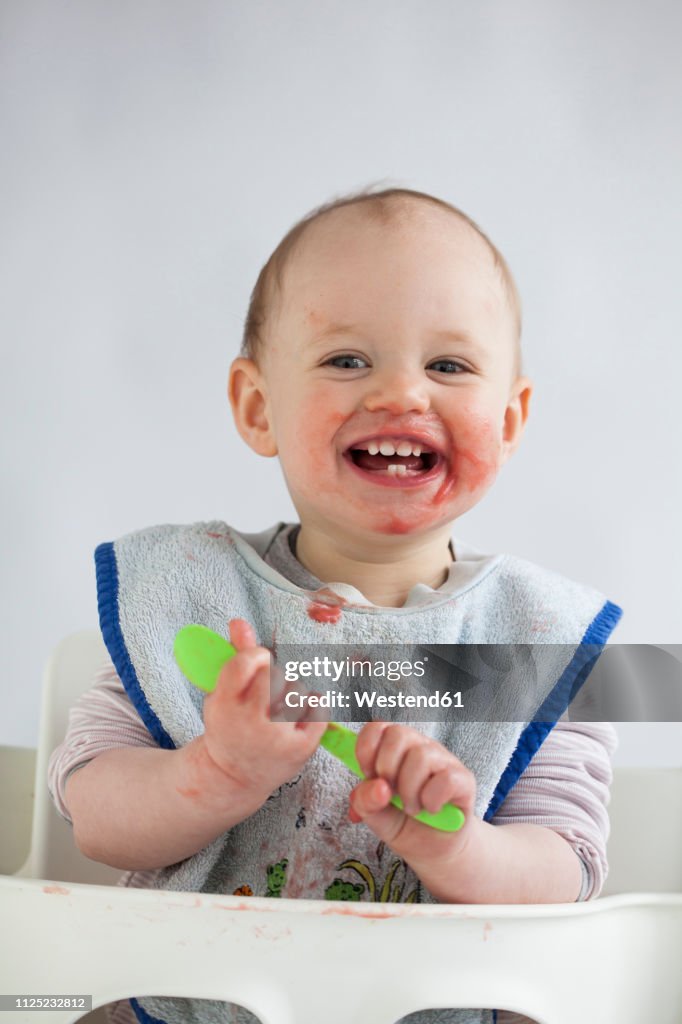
{"left": 436, "top": 410, "right": 501, "bottom": 504}
{"left": 461, "top": 408, "right": 501, "bottom": 462}
{"left": 456, "top": 434, "right": 500, "bottom": 491}
{"left": 290, "top": 400, "right": 346, "bottom": 476}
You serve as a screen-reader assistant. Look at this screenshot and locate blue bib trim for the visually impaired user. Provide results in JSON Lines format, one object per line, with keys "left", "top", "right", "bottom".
{"left": 95, "top": 541, "right": 175, "bottom": 750}
{"left": 130, "top": 997, "right": 166, "bottom": 1023}
{"left": 484, "top": 599, "right": 623, "bottom": 820}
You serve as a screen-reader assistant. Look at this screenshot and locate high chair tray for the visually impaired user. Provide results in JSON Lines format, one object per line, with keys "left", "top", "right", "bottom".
{"left": 1, "top": 877, "right": 681, "bottom": 1024}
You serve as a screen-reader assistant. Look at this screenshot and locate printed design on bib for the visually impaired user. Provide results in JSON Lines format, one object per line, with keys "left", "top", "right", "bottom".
{"left": 267, "top": 774, "right": 303, "bottom": 802}
{"left": 325, "top": 849, "right": 420, "bottom": 903}
{"left": 264, "top": 858, "right": 289, "bottom": 897}
{"left": 325, "top": 877, "right": 365, "bottom": 901}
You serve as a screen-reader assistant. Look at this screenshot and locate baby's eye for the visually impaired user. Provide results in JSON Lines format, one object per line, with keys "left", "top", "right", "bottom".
{"left": 325, "top": 354, "right": 368, "bottom": 370}
{"left": 429, "top": 359, "right": 467, "bottom": 374}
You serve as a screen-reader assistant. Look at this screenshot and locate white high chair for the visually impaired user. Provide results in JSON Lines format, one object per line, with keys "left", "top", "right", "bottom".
{"left": 1, "top": 631, "right": 681, "bottom": 1024}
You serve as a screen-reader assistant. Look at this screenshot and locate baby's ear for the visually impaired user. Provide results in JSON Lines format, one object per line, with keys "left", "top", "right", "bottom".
{"left": 501, "top": 376, "right": 532, "bottom": 461}
{"left": 227, "top": 357, "right": 278, "bottom": 457}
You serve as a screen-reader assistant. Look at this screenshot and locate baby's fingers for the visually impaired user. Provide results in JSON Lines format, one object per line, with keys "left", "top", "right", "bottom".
{"left": 349, "top": 777, "right": 393, "bottom": 821}
{"left": 354, "top": 721, "right": 392, "bottom": 777}
{"left": 420, "top": 765, "right": 474, "bottom": 816}
{"left": 395, "top": 745, "right": 438, "bottom": 816}
{"left": 214, "top": 646, "right": 271, "bottom": 704}
{"left": 228, "top": 618, "right": 258, "bottom": 652}
{"left": 269, "top": 667, "right": 320, "bottom": 723}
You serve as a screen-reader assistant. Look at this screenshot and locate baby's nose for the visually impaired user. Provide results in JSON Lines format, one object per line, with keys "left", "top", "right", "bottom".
{"left": 362, "top": 368, "right": 430, "bottom": 415}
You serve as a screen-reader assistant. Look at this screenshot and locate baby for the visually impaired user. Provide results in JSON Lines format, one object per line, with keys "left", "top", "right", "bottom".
{"left": 49, "top": 187, "right": 621, "bottom": 1024}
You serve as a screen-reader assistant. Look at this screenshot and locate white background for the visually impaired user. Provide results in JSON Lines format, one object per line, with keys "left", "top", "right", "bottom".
{"left": 1, "top": 1, "right": 680, "bottom": 761}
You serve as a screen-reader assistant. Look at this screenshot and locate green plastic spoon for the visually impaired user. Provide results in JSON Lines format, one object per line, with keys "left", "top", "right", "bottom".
{"left": 174, "top": 624, "right": 465, "bottom": 833}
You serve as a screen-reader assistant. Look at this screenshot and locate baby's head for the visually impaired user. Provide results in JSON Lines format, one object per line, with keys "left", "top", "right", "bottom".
{"left": 229, "top": 187, "right": 531, "bottom": 546}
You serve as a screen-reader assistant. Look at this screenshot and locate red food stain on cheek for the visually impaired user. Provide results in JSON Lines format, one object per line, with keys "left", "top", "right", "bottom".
{"left": 296, "top": 402, "right": 345, "bottom": 435}
{"left": 456, "top": 447, "right": 498, "bottom": 492}
{"left": 290, "top": 404, "right": 348, "bottom": 482}
{"left": 323, "top": 407, "right": 346, "bottom": 423}
{"left": 433, "top": 465, "right": 457, "bottom": 505}
{"left": 435, "top": 412, "right": 500, "bottom": 504}
{"left": 432, "top": 450, "right": 495, "bottom": 507}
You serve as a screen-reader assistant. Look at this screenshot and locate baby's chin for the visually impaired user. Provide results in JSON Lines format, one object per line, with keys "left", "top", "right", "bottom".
{"left": 290, "top": 459, "right": 497, "bottom": 540}
{"left": 299, "top": 501, "right": 459, "bottom": 546}
{"left": 359, "top": 505, "right": 467, "bottom": 539}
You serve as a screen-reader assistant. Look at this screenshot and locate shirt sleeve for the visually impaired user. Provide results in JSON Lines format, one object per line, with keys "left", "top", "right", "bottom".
{"left": 47, "top": 655, "right": 157, "bottom": 824}
{"left": 488, "top": 720, "right": 618, "bottom": 900}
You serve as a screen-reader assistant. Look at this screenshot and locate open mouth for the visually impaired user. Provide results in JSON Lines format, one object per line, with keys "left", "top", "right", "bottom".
{"left": 347, "top": 448, "right": 439, "bottom": 476}
{"left": 341, "top": 437, "right": 445, "bottom": 487}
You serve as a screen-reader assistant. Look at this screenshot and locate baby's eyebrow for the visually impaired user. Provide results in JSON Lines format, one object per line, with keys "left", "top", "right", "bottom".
{"left": 306, "top": 322, "right": 361, "bottom": 345}
{"left": 429, "top": 328, "right": 485, "bottom": 350}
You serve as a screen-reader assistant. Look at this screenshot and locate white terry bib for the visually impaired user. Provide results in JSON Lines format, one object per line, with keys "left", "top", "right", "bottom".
{"left": 95, "top": 521, "right": 622, "bottom": 1024}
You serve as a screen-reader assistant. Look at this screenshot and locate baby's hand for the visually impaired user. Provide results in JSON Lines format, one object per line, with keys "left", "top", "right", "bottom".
{"left": 349, "top": 723, "right": 477, "bottom": 887}
{"left": 200, "top": 619, "right": 327, "bottom": 805}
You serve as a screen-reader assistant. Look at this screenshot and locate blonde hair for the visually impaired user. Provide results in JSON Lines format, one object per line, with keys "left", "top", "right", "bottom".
{"left": 240, "top": 184, "right": 522, "bottom": 374}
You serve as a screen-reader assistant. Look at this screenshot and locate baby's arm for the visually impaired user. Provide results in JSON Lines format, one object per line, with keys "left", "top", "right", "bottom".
{"left": 63, "top": 620, "right": 326, "bottom": 871}
{"left": 350, "top": 723, "right": 591, "bottom": 903}
{"left": 489, "top": 720, "right": 616, "bottom": 900}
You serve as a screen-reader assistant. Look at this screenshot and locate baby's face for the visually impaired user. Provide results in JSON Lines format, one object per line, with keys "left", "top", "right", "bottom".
{"left": 233, "top": 205, "right": 530, "bottom": 542}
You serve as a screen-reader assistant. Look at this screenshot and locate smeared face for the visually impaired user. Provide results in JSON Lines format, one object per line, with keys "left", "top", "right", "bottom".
{"left": 259, "top": 205, "right": 521, "bottom": 541}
